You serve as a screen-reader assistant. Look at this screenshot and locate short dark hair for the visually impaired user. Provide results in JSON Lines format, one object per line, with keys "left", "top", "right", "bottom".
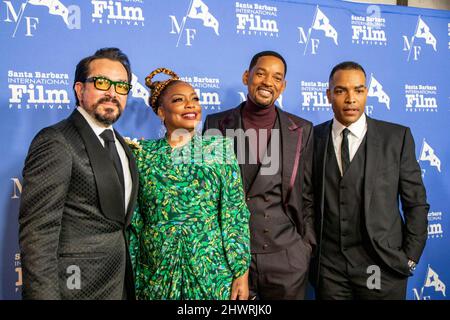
{"left": 248, "top": 50, "right": 287, "bottom": 76}
{"left": 73, "top": 47, "right": 132, "bottom": 106}
{"left": 328, "top": 61, "right": 366, "bottom": 84}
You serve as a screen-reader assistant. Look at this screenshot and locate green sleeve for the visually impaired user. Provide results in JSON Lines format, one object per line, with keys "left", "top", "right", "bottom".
{"left": 218, "top": 139, "right": 251, "bottom": 278}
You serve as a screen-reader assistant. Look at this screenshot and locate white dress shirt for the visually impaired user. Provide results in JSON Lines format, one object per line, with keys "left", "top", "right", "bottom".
{"left": 77, "top": 107, "right": 132, "bottom": 213}
{"left": 331, "top": 113, "right": 368, "bottom": 176}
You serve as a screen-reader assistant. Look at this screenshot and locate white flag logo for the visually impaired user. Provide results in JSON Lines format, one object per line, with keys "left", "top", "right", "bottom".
{"left": 187, "top": 0, "right": 219, "bottom": 35}
{"left": 415, "top": 17, "right": 437, "bottom": 51}
{"left": 424, "top": 266, "right": 446, "bottom": 296}
{"left": 130, "top": 74, "right": 149, "bottom": 107}
{"left": 312, "top": 7, "right": 338, "bottom": 45}
{"left": 368, "top": 76, "right": 390, "bottom": 110}
{"left": 29, "top": 0, "right": 69, "bottom": 26}
{"left": 420, "top": 140, "right": 441, "bottom": 172}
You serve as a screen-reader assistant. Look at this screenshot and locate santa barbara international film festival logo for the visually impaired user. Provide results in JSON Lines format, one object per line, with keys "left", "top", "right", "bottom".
{"left": 91, "top": 0, "right": 145, "bottom": 27}
{"left": 404, "top": 83, "right": 438, "bottom": 112}
{"left": 351, "top": 5, "right": 387, "bottom": 46}
{"left": 404, "top": 16, "right": 437, "bottom": 61}
{"left": 170, "top": 0, "right": 219, "bottom": 47}
{"left": 300, "top": 80, "right": 330, "bottom": 112}
{"left": 7, "top": 69, "right": 71, "bottom": 110}
{"left": 298, "top": 6, "right": 338, "bottom": 55}
{"left": 2, "top": 0, "right": 80, "bottom": 37}
{"left": 412, "top": 265, "right": 447, "bottom": 300}
{"left": 181, "top": 75, "right": 222, "bottom": 111}
{"left": 235, "top": 2, "right": 279, "bottom": 37}
{"left": 427, "top": 211, "right": 444, "bottom": 240}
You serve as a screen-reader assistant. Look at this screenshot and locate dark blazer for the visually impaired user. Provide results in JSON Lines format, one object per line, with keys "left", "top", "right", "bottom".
{"left": 311, "top": 117, "right": 429, "bottom": 284}
{"left": 19, "top": 109, "right": 139, "bottom": 299}
{"left": 203, "top": 102, "right": 316, "bottom": 249}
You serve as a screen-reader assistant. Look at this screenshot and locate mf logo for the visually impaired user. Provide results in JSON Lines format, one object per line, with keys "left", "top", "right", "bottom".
{"left": 11, "top": 178, "right": 22, "bottom": 199}
{"left": 170, "top": 0, "right": 219, "bottom": 47}
{"left": 413, "top": 265, "right": 446, "bottom": 300}
{"left": 238, "top": 92, "right": 283, "bottom": 109}
{"left": 130, "top": 73, "right": 149, "bottom": 107}
{"left": 367, "top": 74, "right": 390, "bottom": 110}
{"left": 3, "top": 0, "right": 80, "bottom": 37}
{"left": 404, "top": 16, "right": 437, "bottom": 61}
{"left": 298, "top": 6, "right": 338, "bottom": 55}
{"left": 419, "top": 139, "right": 441, "bottom": 173}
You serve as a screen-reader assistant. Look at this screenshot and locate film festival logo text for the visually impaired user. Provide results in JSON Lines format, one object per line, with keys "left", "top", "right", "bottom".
{"left": 404, "top": 84, "right": 438, "bottom": 112}
{"left": 235, "top": 2, "right": 279, "bottom": 37}
{"left": 404, "top": 16, "right": 437, "bottom": 61}
{"left": 428, "top": 211, "right": 444, "bottom": 239}
{"left": 366, "top": 74, "right": 390, "bottom": 115}
{"left": 238, "top": 92, "right": 284, "bottom": 109}
{"left": 419, "top": 139, "right": 441, "bottom": 174}
{"left": 8, "top": 70, "right": 71, "bottom": 110}
{"left": 170, "top": 0, "right": 219, "bottom": 47}
{"left": 298, "top": 6, "right": 338, "bottom": 55}
{"left": 413, "top": 265, "right": 446, "bottom": 300}
{"left": 300, "top": 80, "right": 330, "bottom": 112}
{"left": 181, "top": 75, "right": 221, "bottom": 111}
{"left": 91, "top": 0, "right": 145, "bottom": 26}
{"left": 351, "top": 13, "right": 387, "bottom": 46}
{"left": 3, "top": 0, "right": 80, "bottom": 37}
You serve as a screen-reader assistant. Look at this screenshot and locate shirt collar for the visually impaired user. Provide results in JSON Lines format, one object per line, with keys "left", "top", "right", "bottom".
{"left": 77, "top": 106, "right": 114, "bottom": 139}
{"left": 332, "top": 113, "right": 367, "bottom": 139}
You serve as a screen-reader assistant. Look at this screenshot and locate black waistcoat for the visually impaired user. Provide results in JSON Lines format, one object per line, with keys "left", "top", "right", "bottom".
{"left": 321, "top": 132, "right": 375, "bottom": 267}
{"left": 244, "top": 117, "right": 300, "bottom": 254}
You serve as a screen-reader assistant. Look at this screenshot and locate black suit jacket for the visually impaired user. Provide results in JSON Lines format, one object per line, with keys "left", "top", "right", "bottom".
{"left": 203, "top": 102, "right": 316, "bottom": 250}
{"left": 311, "top": 117, "right": 429, "bottom": 284}
{"left": 19, "top": 109, "right": 139, "bottom": 299}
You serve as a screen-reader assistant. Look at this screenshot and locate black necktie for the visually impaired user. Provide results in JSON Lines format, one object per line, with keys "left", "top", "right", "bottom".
{"left": 100, "top": 129, "right": 125, "bottom": 193}
{"left": 341, "top": 128, "right": 350, "bottom": 175}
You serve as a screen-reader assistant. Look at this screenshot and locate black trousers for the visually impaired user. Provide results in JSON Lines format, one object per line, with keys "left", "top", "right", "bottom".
{"left": 317, "top": 253, "right": 408, "bottom": 300}
{"left": 249, "top": 240, "right": 311, "bottom": 300}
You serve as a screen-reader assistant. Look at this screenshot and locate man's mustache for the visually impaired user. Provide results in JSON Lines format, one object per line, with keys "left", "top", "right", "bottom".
{"left": 96, "top": 96, "right": 121, "bottom": 109}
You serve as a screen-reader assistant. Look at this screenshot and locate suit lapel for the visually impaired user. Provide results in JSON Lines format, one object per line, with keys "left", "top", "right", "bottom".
{"left": 316, "top": 121, "right": 332, "bottom": 215}
{"left": 278, "top": 109, "right": 302, "bottom": 206}
{"left": 69, "top": 110, "right": 125, "bottom": 224}
{"left": 364, "top": 117, "right": 381, "bottom": 218}
{"left": 219, "top": 103, "right": 246, "bottom": 184}
{"left": 115, "top": 132, "right": 139, "bottom": 227}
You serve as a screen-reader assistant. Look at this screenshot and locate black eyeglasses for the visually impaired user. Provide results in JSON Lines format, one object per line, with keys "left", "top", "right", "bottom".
{"left": 85, "top": 76, "right": 132, "bottom": 95}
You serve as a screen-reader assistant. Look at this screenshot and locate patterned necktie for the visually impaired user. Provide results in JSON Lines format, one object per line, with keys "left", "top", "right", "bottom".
{"left": 341, "top": 128, "right": 350, "bottom": 175}
{"left": 100, "top": 129, "right": 125, "bottom": 193}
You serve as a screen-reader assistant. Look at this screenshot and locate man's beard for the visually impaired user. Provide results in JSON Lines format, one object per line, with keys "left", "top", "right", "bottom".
{"left": 92, "top": 97, "right": 122, "bottom": 126}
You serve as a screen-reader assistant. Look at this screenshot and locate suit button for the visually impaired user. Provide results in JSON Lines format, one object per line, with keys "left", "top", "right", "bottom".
{"left": 263, "top": 244, "right": 269, "bottom": 250}
{"left": 340, "top": 201, "right": 345, "bottom": 205}
{"left": 343, "top": 247, "right": 347, "bottom": 251}
{"left": 341, "top": 218, "right": 347, "bottom": 222}
{"left": 342, "top": 233, "right": 347, "bottom": 237}
{"left": 263, "top": 229, "right": 269, "bottom": 234}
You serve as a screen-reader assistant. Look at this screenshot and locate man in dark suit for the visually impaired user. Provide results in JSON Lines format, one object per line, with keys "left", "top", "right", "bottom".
{"left": 203, "top": 51, "right": 315, "bottom": 299}
{"left": 18, "top": 48, "right": 138, "bottom": 300}
{"left": 311, "top": 61, "right": 429, "bottom": 299}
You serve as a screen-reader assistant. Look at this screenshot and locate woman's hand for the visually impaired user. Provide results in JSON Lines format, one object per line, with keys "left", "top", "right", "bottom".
{"left": 231, "top": 270, "right": 249, "bottom": 300}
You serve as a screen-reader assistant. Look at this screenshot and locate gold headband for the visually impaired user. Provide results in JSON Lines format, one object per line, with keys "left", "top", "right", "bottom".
{"left": 145, "top": 67, "right": 180, "bottom": 113}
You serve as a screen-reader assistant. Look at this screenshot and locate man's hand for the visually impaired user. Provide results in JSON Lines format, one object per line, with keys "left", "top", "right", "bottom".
{"left": 231, "top": 270, "right": 249, "bottom": 300}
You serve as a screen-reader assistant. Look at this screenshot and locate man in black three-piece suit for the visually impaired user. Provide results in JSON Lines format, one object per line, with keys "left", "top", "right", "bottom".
{"left": 203, "top": 51, "right": 315, "bottom": 299}
{"left": 19, "top": 48, "right": 138, "bottom": 299}
{"left": 311, "top": 61, "right": 429, "bottom": 299}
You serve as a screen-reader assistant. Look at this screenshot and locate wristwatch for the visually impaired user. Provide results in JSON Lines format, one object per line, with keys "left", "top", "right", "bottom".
{"left": 408, "top": 259, "right": 417, "bottom": 273}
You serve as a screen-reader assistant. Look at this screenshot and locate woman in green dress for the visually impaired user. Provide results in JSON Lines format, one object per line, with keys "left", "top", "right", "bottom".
{"left": 128, "top": 68, "right": 250, "bottom": 300}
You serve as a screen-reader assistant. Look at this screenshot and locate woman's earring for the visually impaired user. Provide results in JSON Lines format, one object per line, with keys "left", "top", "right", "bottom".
{"left": 158, "top": 119, "right": 167, "bottom": 138}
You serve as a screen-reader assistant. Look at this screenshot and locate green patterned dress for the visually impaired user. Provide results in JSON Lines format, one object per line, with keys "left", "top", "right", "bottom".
{"left": 129, "top": 135, "right": 250, "bottom": 300}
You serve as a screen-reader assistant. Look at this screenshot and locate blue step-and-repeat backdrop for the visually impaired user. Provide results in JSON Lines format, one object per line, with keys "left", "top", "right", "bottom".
{"left": 0, "top": 0, "right": 448, "bottom": 300}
